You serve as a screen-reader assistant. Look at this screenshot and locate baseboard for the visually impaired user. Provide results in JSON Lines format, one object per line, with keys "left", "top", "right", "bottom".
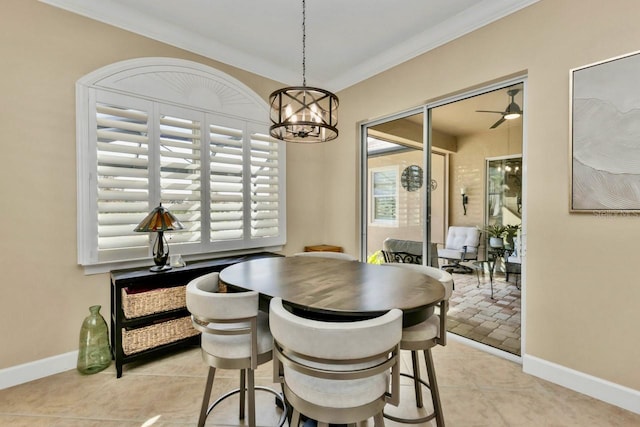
{"left": 448, "top": 332, "right": 522, "bottom": 364}
{"left": 523, "top": 354, "right": 640, "bottom": 415}
{"left": 0, "top": 350, "right": 78, "bottom": 390}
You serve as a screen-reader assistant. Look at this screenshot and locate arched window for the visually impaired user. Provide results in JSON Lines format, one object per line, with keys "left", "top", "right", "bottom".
{"left": 77, "top": 58, "right": 286, "bottom": 271}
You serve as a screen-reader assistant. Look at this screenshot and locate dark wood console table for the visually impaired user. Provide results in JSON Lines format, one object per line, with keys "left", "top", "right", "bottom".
{"left": 110, "top": 252, "right": 280, "bottom": 377}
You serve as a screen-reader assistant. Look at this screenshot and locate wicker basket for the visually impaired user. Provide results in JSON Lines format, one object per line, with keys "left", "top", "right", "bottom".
{"left": 122, "top": 316, "right": 199, "bottom": 355}
{"left": 122, "top": 285, "right": 187, "bottom": 319}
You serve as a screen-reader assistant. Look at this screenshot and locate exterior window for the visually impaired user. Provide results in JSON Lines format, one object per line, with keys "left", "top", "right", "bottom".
{"left": 371, "top": 167, "right": 398, "bottom": 224}
{"left": 77, "top": 59, "right": 286, "bottom": 271}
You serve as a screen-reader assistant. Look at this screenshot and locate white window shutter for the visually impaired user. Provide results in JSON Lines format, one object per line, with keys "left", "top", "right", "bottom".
{"left": 249, "top": 132, "right": 281, "bottom": 238}
{"left": 208, "top": 123, "right": 245, "bottom": 242}
{"left": 77, "top": 59, "right": 286, "bottom": 270}
{"left": 158, "top": 108, "right": 203, "bottom": 248}
{"left": 94, "top": 96, "right": 152, "bottom": 263}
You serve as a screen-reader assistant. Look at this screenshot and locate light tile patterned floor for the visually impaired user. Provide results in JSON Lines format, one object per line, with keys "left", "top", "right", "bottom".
{"left": 448, "top": 270, "right": 521, "bottom": 355}
{"left": 1, "top": 342, "right": 639, "bottom": 426}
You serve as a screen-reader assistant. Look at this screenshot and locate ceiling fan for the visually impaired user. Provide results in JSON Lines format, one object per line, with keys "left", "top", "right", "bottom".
{"left": 476, "top": 88, "right": 523, "bottom": 129}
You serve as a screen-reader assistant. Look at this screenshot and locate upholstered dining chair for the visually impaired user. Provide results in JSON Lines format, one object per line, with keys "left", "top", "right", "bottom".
{"left": 186, "top": 272, "right": 286, "bottom": 427}
{"left": 381, "top": 263, "right": 454, "bottom": 426}
{"left": 292, "top": 251, "right": 358, "bottom": 261}
{"left": 269, "top": 297, "right": 403, "bottom": 427}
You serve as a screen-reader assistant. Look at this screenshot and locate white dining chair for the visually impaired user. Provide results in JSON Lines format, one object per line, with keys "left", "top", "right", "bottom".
{"left": 292, "top": 251, "right": 358, "bottom": 261}
{"left": 186, "top": 272, "right": 286, "bottom": 427}
{"left": 269, "top": 297, "right": 403, "bottom": 427}
{"left": 381, "top": 263, "right": 453, "bottom": 426}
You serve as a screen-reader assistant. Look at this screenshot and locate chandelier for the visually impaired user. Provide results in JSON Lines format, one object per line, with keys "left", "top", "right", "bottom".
{"left": 269, "top": 0, "right": 338, "bottom": 143}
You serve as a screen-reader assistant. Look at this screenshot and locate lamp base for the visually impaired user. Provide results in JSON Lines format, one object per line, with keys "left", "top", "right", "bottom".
{"left": 149, "top": 265, "right": 172, "bottom": 273}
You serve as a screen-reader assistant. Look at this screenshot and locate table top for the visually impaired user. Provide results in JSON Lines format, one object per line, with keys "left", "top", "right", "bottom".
{"left": 219, "top": 256, "right": 444, "bottom": 325}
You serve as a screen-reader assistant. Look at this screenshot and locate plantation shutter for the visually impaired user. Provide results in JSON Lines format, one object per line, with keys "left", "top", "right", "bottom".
{"left": 94, "top": 96, "right": 152, "bottom": 262}
{"left": 78, "top": 59, "right": 286, "bottom": 269}
{"left": 372, "top": 169, "right": 398, "bottom": 222}
{"left": 158, "top": 108, "right": 203, "bottom": 247}
{"left": 209, "top": 123, "right": 245, "bottom": 242}
{"left": 249, "top": 132, "right": 280, "bottom": 238}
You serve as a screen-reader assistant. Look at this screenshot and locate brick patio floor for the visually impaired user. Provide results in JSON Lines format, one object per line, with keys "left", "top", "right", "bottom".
{"left": 447, "top": 269, "right": 521, "bottom": 355}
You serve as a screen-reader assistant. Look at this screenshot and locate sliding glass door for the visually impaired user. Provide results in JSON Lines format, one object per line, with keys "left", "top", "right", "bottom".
{"left": 361, "top": 109, "right": 432, "bottom": 262}
{"left": 360, "top": 77, "right": 526, "bottom": 358}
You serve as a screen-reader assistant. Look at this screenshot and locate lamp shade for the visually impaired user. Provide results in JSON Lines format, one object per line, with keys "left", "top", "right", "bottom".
{"left": 134, "top": 204, "right": 184, "bottom": 233}
{"left": 134, "top": 204, "right": 184, "bottom": 272}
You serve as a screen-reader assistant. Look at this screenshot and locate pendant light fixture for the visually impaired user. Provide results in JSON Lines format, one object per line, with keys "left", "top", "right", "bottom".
{"left": 269, "top": 0, "right": 338, "bottom": 143}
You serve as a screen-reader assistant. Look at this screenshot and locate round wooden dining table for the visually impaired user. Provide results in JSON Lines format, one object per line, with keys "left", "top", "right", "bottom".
{"left": 219, "top": 256, "right": 445, "bottom": 327}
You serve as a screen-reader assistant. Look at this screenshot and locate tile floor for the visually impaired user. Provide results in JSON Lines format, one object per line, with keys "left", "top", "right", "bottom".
{"left": 448, "top": 271, "right": 521, "bottom": 355}
{"left": 1, "top": 341, "right": 638, "bottom": 426}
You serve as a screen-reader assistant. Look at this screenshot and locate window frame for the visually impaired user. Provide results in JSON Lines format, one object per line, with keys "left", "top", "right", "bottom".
{"left": 370, "top": 166, "right": 399, "bottom": 226}
{"left": 77, "top": 58, "right": 286, "bottom": 274}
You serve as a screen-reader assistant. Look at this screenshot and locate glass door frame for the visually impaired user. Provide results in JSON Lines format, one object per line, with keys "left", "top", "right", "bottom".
{"left": 359, "top": 106, "right": 431, "bottom": 263}
{"left": 485, "top": 154, "right": 523, "bottom": 259}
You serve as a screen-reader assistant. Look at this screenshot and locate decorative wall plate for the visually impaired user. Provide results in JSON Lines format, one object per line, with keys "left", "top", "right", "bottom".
{"left": 401, "top": 165, "right": 423, "bottom": 192}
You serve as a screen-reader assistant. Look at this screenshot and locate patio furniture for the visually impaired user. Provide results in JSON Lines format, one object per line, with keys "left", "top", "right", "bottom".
{"left": 438, "top": 226, "right": 481, "bottom": 273}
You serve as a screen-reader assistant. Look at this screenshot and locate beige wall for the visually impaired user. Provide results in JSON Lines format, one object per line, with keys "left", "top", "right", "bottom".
{"left": 0, "top": 0, "right": 302, "bottom": 368}
{"left": 449, "top": 124, "right": 523, "bottom": 228}
{"left": 367, "top": 151, "right": 424, "bottom": 256}
{"left": 3, "top": 0, "right": 640, "bottom": 397}
{"left": 325, "top": 0, "right": 640, "bottom": 392}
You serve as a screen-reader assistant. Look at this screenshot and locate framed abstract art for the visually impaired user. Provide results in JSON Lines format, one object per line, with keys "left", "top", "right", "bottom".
{"left": 570, "top": 50, "right": 640, "bottom": 212}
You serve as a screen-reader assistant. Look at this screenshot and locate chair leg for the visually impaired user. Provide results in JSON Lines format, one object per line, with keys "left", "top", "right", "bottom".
{"left": 239, "top": 369, "right": 246, "bottom": 420}
{"left": 373, "top": 412, "right": 385, "bottom": 426}
{"left": 424, "top": 348, "right": 445, "bottom": 427}
{"left": 247, "top": 368, "right": 256, "bottom": 427}
{"left": 198, "top": 367, "right": 216, "bottom": 427}
{"left": 384, "top": 349, "right": 443, "bottom": 425}
{"left": 290, "top": 409, "right": 301, "bottom": 427}
{"left": 280, "top": 382, "right": 293, "bottom": 424}
{"left": 411, "top": 350, "right": 423, "bottom": 408}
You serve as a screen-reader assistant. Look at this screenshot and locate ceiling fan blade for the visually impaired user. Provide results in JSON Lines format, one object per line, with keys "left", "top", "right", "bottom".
{"left": 476, "top": 110, "right": 504, "bottom": 114}
{"left": 490, "top": 117, "right": 506, "bottom": 129}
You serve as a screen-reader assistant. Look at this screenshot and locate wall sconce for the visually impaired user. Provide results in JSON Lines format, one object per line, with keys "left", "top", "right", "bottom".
{"left": 461, "top": 187, "right": 469, "bottom": 215}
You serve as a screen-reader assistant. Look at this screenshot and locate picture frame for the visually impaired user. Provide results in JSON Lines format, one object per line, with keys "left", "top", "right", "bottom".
{"left": 570, "top": 50, "right": 640, "bottom": 212}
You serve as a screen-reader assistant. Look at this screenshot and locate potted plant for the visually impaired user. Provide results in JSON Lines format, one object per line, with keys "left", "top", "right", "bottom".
{"left": 503, "top": 224, "right": 521, "bottom": 249}
{"left": 480, "top": 224, "right": 507, "bottom": 248}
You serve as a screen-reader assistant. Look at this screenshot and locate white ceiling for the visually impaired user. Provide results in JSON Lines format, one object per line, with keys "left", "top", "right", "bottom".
{"left": 42, "top": 0, "right": 538, "bottom": 92}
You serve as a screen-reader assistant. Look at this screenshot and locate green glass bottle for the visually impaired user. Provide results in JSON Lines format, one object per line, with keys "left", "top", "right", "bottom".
{"left": 77, "top": 305, "right": 111, "bottom": 374}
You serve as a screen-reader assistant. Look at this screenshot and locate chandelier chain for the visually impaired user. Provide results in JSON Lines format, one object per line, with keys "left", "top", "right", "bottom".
{"left": 268, "top": 0, "right": 338, "bottom": 142}
{"left": 302, "top": 0, "right": 306, "bottom": 87}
